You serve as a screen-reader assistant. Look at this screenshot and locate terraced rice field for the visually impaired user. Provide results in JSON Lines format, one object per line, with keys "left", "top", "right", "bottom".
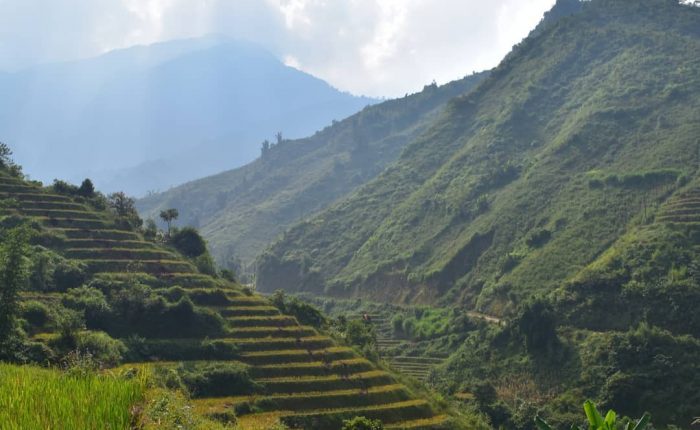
{"left": 353, "top": 313, "right": 445, "bottom": 383}
{"left": 657, "top": 188, "right": 700, "bottom": 224}
{"left": 1, "top": 174, "right": 452, "bottom": 429}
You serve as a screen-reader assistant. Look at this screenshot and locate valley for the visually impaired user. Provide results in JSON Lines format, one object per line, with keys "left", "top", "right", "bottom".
{"left": 1, "top": 0, "right": 699, "bottom": 429}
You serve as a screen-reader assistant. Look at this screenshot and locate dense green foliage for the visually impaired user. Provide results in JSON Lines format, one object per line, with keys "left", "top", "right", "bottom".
{"left": 137, "top": 72, "right": 488, "bottom": 269}
{"left": 0, "top": 226, "right": 30, "bottom": 360}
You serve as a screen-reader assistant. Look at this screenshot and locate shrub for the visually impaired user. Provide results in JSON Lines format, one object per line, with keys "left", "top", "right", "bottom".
{"left": 194, "top": 253, "right": 217, "bottom": 276}
{"left": 74, "top": 331, "right": 126, "bottom": 366}
{"left": 53, "top": 260, "right": 87, "bottom": 292}
{"left": 63, "top": 286, "right": 111, "bottom": 328}
{"left": 170, "top": 227, "right": 207, "bottom": 258}
{"left": 271, "top": 290, "right": 326, "bottom": 328}
{"left": 345, "top": 320, "right": 377, "bottom": 350}
{"left": 342, "top": 416, "right": 384, "bottom": 430}
{"left": 53, "top": 308, "right": 86, "bottom": 348}
{"left": 21, "top": 300, "right": 52, "bottom": 329}
{"left": 23, "top": 340, "right": 56, "bottom": 363}
{"left": 176, "top": 362, "right": 259, "bottom": 398}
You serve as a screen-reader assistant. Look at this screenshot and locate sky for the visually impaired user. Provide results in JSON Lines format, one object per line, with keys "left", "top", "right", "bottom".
{"left": 0, "top": 0, "right": 556, "bottom": 98}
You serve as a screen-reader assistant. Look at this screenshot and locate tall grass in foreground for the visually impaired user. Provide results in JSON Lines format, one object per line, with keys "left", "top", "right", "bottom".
{"left": 0, "top": 364, "right": 145, "bottom": 430}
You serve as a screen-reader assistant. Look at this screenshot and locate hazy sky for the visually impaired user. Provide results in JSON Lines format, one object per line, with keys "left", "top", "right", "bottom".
{"left": 0, "top": 0, "right": 556, "bottom": 97}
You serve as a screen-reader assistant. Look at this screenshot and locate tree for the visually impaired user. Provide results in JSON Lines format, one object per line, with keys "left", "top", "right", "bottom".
{"left": 261, "top": 140, "right": 271, "bottom": 158}
{"left": 170, "top": 227, "right": 207, "bottom": 258}
{"left": 109, "top": 192, "right": 136, "bottom": 217}
{"left": 78, "top": 178, "right": 95, "bottom": 197}
{"left": 0, "top": 226, "right": 30, "bottom": 359}
{"left": 159, "top": 208, "right": 179, "bottom": 235}
{"left": 0, "top": 142, "right": 13, "bottom": 168}
{"left": 108, "top": 192, "right": 142, "bottom": 228}
{"left": 275, "top": 131, "right": 284, "bottom": 145}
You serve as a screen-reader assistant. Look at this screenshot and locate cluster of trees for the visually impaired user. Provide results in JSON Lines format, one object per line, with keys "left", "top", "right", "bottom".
{"left": 260, "top": 132, "right": 284, "bottom": 159}
{"left": 52, "top": 179, "right": 95, "bottom": 198}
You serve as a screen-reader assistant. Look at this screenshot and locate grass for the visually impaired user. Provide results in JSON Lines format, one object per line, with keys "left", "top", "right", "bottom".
{"left": 0, "top": 364, "right": 145, "bottom": 430}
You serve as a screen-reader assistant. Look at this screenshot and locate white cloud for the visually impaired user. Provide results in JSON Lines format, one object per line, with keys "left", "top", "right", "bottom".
{"left": 0, "top": 0, "right": 556, "bottom": 97}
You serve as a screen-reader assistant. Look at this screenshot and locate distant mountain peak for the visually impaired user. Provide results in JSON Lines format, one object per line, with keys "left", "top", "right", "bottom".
{"left": 1, "top": 36, "right": 377, "bottom": 195}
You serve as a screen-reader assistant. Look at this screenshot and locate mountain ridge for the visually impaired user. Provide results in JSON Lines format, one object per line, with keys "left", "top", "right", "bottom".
{"left": 256, "top": 0, "right": 700, "bottom": 315}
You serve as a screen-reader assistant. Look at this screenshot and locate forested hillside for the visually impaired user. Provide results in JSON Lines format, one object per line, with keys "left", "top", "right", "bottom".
{"left": 250, "top": 1, "right": 700, "bottom": 426}
{"left": 258, "top": 0, "right": 700, "bottom": 315}
{"left": 137, "top": 72, "right": 487, "bottom": 268}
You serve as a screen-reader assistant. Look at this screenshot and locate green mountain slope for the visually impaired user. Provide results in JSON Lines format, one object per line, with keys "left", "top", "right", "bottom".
{"left": 0, "top": 170, "right": 464, "bottom": 429}
{"left": 136, "top": 72, "right": 487, "bottom": 268}
{"left": 257, "top": 0, "right": 700, "bottom": 315}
